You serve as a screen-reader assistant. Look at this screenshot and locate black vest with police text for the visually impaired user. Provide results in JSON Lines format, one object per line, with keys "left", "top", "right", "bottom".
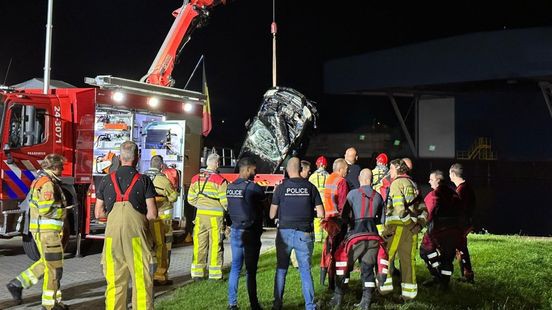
{"left": 278, "top": 179, "right": 315, "bottom": 231}
{"left": 227, "top": 180, "right": 257, "bottom": 229}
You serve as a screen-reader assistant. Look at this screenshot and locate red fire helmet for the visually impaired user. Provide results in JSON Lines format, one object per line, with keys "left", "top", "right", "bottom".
{"left": 376, "top": 153, "right": 388, "bottom": 165}
{"left": 315, "top": 156, "right": 328, "bottom": 168}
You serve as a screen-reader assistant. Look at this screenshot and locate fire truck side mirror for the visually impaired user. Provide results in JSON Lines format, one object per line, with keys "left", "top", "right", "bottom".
{"left": 23, "top": 105, "right": 37, "bottom": 146}
{"left": 3, "top": 144, "right": 13, "bottom": 164}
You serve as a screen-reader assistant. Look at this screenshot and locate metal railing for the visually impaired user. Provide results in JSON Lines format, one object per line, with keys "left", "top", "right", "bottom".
{"left": 457, "top": 137, "right": 497, "bottom": 160}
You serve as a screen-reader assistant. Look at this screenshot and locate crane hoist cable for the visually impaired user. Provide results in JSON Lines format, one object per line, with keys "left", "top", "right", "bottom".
{"left": 271, "top": 0, "right": 277, "bottom": 87}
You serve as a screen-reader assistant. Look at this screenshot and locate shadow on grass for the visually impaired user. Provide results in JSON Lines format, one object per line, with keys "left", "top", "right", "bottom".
{"left": 157, "top": 236, "right": 552, "bottom": 310}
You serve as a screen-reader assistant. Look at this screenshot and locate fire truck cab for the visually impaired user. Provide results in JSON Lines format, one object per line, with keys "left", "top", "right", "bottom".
{"left": 0, "top": 76, "right": 205, "bottom": 259}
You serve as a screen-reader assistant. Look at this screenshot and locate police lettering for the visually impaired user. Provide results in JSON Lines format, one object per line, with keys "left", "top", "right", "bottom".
{"left": 227, "top": 189, "right": 244, "bottom": 198}
{"left": 285, "top": 187, "right": 309, "bottom": 195}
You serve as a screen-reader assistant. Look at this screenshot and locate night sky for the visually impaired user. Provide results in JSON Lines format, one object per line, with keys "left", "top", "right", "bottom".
{"left": 2, "top": 1, "right": 552, "bottom": 159}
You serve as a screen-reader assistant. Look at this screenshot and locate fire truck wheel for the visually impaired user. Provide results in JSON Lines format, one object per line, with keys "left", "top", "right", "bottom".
{"left": 22, "top": 232, "right": 40, "bottom": 261}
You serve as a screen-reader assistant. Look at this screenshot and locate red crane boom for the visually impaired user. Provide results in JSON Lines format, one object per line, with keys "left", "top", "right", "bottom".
{"left": 141, "top": 0, "right": 226, "bottom": 87}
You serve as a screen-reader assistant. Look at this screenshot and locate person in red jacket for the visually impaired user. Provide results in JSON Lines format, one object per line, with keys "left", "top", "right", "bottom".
{"left": 420, "top": 170, "right": 462, "bottom": 290}
{"left": 449, "top": 163, "right": 476, "bottom": 283}
{"left": 320, "top": 158, "right": 349, "bottom": 289}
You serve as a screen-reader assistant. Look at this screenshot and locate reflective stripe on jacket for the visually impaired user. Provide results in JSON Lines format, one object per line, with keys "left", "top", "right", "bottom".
{"left": 187, "top": 169, "right": 228, "bottom": 215}
{"left": 385, "top": 175, "right": 424, "bottom": 225}
{"left": 323, "top": 172, "right": 348, "bottom": 217}
{"left": 29, "top": 174, "right": 66, "bottom": 232}
{"left": 146, "top": 168, "right": 178, "bottom": 219}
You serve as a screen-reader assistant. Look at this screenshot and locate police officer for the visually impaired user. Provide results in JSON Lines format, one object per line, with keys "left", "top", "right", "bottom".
{"left": 187, "top": 153, "right": 228, "bottom": 280}
{"left": 226, "top": 158, "right": 265, "bottom": 310}
{"left": 95, "top": 141, "right": 158, "bottom": 310}
{"left": 270, "top": 157, "right": 324, "bottom": 310}
{"left": 146, "top": 155, "right": 178, "bottom": 286}
{"left": 290, "top": 159, "right": 313, "bottom": 269}
{"left": 7, "top": 154, "right": 68, "bottom": 310}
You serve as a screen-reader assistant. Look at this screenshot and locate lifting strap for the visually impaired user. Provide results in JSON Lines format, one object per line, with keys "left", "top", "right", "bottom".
{"left": 110, "top": 172, "right": 141, "bottom": 202}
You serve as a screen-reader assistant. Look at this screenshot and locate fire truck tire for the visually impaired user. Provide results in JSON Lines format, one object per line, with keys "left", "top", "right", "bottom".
{"left": 22, "top": 222, "right": 71, "bottom": 261}
{"left": 22, "top": 232, "right": 40, "bottom": 261}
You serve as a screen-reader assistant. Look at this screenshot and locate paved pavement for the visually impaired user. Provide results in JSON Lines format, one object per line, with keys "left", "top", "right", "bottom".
{"left": 0, "top": 229, "right": 277, "bottom": 309}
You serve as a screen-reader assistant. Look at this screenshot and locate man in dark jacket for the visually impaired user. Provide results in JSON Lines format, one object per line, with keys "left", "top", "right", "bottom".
{"left": 345, "top": 147, "right": 361, "bottom": 189}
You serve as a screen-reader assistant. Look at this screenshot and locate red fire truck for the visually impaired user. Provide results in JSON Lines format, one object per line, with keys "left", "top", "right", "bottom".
{"left": 0, "top": 0, "right": 228, "bottom": 259}
{"left": 0, "top": 77, "right": 206, "bottom": 258}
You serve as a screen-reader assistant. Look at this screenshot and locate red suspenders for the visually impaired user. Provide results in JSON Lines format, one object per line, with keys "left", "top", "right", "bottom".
{"left": 359, "top": 188, "right": 376, "bottom": 218}
{"left": 110, "top": 172, "right": 141, "bottom": 202}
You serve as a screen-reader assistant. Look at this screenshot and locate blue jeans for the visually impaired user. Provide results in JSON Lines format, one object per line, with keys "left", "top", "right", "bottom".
{"left": 228, "top": 227, "right": 262, "bottom": 307}
{"left": 273, "top": 228, "right": 316, "bottom": 310}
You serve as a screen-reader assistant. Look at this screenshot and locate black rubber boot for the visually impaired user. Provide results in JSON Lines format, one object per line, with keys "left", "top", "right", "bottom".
{"left": 328, "top": 293, "right": 343, "bottom": 310}
{"left": 355, "top": 290, "right": 372, "bottom": 310}
{"left": 41, "top": 303, "right": 69, "bottom": 310}
{"left": 320, "top": 268, "right": 327, "bottom": 286}
{"left": 6, "top": 279, "right": 23, "bottom": 305}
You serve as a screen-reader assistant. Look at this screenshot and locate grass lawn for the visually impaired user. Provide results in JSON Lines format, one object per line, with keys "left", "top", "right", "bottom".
{"left": 156, "top": 234, "right": 552, "bottom": 310}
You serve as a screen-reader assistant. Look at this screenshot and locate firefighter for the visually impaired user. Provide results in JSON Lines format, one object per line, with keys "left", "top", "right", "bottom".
{"left": 187, "top": 153, "right": 228, "bottom": 280}
{"left": 320, "top": 158, "right": 349, "bottom": 290}
{"left": 344, "top": 147, "right": 361, "bottom": 189}
{"left": 420, "top": 170, "right": 462, "bottom": 290}
{"left": 380, "top": 159, "right": 425, "bottom": 301}
{"left": 449, "top": 163, "right": 476, "bottom": 283}
{"left": 95, "top": 141, "right": 158, "bottom": 310}
{"left": 309, "top": 156, "right": 330, "bottom": 242}
{"left": 270, "top": 157, "right": 324, "bottom": 310}
{"left": 372, "top": 153, "right": 389, "bottom": 193}
{"left": 226, "top": 157, "right": 265, "bottom": 310}
{"left": 146, "top": 155, "right": 178, "bottom": 286}
{"left": 327, "top": 169, "right": 386, "bottom": 309}
{"left": 6, "top": 154, "right": 68, "bottom": 310}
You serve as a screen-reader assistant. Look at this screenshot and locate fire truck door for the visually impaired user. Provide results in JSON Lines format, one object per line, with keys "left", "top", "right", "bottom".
{"left": 140, "top": 120, "right": 186, "bottom": 222}
{"left": 1, "top": 101, "right": 54, "bottom": 201}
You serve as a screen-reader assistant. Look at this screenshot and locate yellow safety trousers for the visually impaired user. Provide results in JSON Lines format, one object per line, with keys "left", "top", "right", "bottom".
{"left": 380, "top": 223, "right": 419, "bottom": 300}
{"left": 16, "top": 231, "right": 63, "bottom": 309}
{"left": 313, "top": 218, "right": 326, "bottom": 242}
{"left": 191, "top": 213, "right": 224, "bottom": 279}
{"left": 102, "top": 202, "right": 154, "bottom": 310}
{"left": 150, "top": 218, "right": 173, "bottom": 282}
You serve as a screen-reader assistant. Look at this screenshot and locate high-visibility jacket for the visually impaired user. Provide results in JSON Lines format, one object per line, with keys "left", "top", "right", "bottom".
{"left": 146, "top": 168, "right": 178, "bottom": 220}
{"left": 187, "top": 169, "right": 228, "bottom": 217}
{"left": 309, "top": 168, "right": 329, "bottom": 198}
{"left": 29, "top": 172, "right": 66, "bottom": 232}
{"left": 323, "top": 172, "right": 349, "bottom": 217}
{"left": 162, "top": 167, "right": 181, "bottom": 192}
{"left": 372, "top": 164, "right": 389, "bottom": 193}
{"left": 385, "top": 175, "right": 425, "bottom": 226}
